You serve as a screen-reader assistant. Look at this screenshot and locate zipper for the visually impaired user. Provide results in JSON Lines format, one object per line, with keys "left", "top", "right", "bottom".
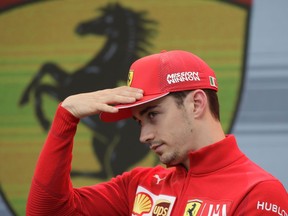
{"left": 170, "top": 166, "right": 192, "bottom": 215}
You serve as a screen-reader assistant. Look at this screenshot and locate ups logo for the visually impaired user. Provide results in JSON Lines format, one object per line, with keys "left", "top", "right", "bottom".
{"left": 152, "top": 200, "right": 171, "bottom": 216}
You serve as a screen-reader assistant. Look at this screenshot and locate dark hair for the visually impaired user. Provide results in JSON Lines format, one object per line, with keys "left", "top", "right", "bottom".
{"left": 169, "top": 89, "right": 220, "bottom": 121}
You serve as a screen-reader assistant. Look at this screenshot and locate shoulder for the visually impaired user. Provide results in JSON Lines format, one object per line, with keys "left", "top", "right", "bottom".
{"left": 249, "top": 179, "right": 287, "bottom": 200}
{"left": 234, "top": 179, "right": 288, "bottom": 215}
{"left": 235, "top": 154, "right": 282, "bottom": 185}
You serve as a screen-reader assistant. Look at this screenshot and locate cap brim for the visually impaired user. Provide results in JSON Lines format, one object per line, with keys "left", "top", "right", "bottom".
{"left": 99, "top": 92, "right": 169, "bottom": 122}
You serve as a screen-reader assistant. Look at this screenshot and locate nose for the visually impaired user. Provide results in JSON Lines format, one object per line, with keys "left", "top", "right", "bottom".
{"left": 139, "top": 125, "right": 155, "bottom": 144}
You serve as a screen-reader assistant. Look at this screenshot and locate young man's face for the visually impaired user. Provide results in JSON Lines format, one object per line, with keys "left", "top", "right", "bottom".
{"left": 132, "top": 95, "right": 196, "bottom": 167}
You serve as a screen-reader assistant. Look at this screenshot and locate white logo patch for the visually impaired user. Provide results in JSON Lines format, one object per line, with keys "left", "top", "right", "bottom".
{"left": 132, "top": 186, "right": 176, "bottom": 216}
{"left": 166, "top": 72, "right": 200, "bottom": 84}
{"left": 257, "top": 201, "right": 287, "bottom": 215}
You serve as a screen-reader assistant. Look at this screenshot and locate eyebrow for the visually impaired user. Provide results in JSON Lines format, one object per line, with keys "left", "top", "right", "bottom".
{"left": 140, "top": 105, "right": 158, "bottom": 116}
{"left": 132, "top": 105, "right": 158, "bottom": 120}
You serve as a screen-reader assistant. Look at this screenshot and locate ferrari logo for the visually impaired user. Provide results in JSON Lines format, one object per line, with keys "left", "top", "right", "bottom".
{"left": 127, "top": 70, "right": 134, "bottom": 86}
{"left": 184, "top": 200, "right": 202, "bottom": 216}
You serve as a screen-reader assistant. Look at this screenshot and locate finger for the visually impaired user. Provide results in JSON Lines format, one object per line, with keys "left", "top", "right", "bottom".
{"left": 114, "top": 86, "right": 144, "bottom": 97}
{"left": 97, "top": 94, "right": 137, "bottom": 106}
{"left": 117, "top": 86, "right": 143, "bottom": 93}
{"left": 98, "top": 87, "right": 143, "bottom": 104}
{"left": 94, "top": 103, "right": 119, "bottom": 114}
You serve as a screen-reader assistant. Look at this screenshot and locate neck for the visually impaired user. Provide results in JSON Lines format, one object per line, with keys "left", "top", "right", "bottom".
{"left": 196, "top": 117, "right": 225, "bottom": 148}
{"left": 183, "top": 117, "right": 225, "bottom": 170}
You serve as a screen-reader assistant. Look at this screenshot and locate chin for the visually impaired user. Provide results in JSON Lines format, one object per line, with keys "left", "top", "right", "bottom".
{"left": 161, "top": 157, "right": 177, "bottom": 167}
{"left": 159, "top": 152, "right": 180, "bottom": 165}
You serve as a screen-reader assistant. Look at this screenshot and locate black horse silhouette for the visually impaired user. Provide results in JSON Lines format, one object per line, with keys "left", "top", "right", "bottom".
{"left": 187, "top": 203, "right": 196, "bottom": 216}
{"left": 19, "top": 3, "right": 158, "bottom": 179}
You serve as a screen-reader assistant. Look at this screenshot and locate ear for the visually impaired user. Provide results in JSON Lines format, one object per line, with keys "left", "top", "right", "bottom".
{"left": 185, "top": 90, "right": 207, "bottom": 118}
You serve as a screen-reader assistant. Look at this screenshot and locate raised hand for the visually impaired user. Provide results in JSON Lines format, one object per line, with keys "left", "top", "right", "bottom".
{"left": 61, "top": 86, "right": 143, "bottom": 119}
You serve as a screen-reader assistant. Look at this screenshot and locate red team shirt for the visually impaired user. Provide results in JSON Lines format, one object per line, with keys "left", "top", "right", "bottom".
{"left": 27, "top": 105, "right": 288, "bottom": 215}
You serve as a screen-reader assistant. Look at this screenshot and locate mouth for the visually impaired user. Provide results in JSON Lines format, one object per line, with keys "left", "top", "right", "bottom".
{"left": 150, "top": 143, "right": 164, "bottom": 154}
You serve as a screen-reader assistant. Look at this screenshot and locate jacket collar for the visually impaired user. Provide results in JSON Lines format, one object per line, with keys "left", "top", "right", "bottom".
{"left": 185, "top": 135, "right": 244, "bottom": 175}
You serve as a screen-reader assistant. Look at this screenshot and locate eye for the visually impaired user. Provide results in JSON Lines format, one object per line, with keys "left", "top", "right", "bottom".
{"left": 148, "top": 112, "right": 157, "bottom": 119}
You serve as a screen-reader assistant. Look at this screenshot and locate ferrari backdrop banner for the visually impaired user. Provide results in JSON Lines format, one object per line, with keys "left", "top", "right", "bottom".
{"left": 1, "top": 0, "right": 252, "bottom": 215}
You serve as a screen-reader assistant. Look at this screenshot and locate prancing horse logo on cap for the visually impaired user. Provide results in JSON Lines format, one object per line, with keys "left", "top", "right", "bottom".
{"left": 127, "top": 70, "right": 134, "bottom": 86}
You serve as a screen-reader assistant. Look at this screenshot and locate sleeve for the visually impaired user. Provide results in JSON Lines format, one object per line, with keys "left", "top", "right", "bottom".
{"left": 233, "top": 180, "right": 288, "bottom": 215}
{"left": 26, "top": 104, "right": 131, "bottom": 216}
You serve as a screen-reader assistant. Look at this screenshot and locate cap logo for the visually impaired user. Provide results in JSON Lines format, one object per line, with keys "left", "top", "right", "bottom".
{"left": 209, "top": 76, "right": 217, "bottom": 88}
{"left": 127, "top": 70, "right": 134, "bottom": 87}
{"left": 166, "top": 71, "right": 200, "bottom": 84}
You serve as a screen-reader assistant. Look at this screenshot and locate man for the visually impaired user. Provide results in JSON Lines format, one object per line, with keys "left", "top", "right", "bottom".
{"left": 27, "top": 50, "right": 287, "bottom": 215}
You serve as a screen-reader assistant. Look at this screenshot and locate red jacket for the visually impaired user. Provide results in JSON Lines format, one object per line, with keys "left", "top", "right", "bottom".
{"left": 27, "top": 105, "right": 288, "bottom": 215}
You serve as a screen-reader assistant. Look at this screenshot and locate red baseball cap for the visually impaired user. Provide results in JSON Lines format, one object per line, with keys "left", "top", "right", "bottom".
{"left": 100, "top": 50, "right": 218, "bottom": 122}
